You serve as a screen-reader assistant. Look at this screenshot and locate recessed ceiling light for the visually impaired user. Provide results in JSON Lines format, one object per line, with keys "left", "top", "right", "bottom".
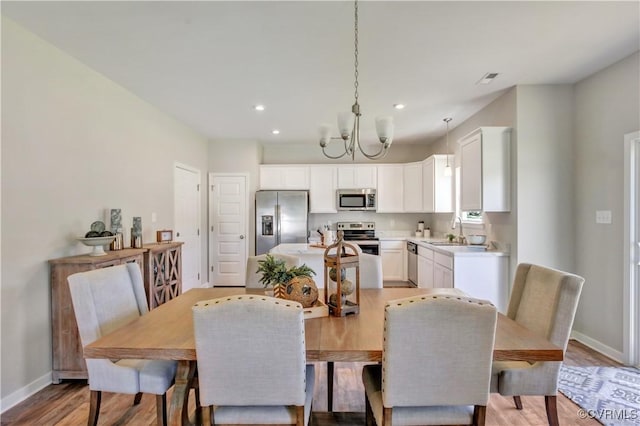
{"left": 271, "top": 129, "right": 280, "bottom": 135}
{"left": 477, "top": 73, "right": 500, "bottom": 85}
{"left": 393, "top": 104, "right": 405, "bottom": 110}
{"left": 254, "top": 104, "right": 265, "bottom": 111}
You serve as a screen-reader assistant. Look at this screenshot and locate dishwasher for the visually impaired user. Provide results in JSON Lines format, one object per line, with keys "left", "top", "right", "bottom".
{"left": 407, "top": 241, "right": 418, "bottom": 286}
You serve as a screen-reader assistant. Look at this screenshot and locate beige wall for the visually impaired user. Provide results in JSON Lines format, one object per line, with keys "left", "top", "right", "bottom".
{"left": 573, "top": 52, "right": 640, "bottom": 354}
{"left": 262, "top": 142, "right": 431, "bottom": 164}
{"left": 1, "top": 18, "right": 209, "bottom": 407}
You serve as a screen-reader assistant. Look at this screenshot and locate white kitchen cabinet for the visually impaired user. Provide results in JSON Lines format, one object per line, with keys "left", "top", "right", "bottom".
{"left": 259, "top": 165, "right": 309, "bottom": 190}
{"left": 381, "top": 240, "right": 406, "bottom": 281}
{"left": 422, "top": 155, "right": 453, "bottom": 213}
{"left": 417, "top": 245, "right": 434, "bottom": 288}
{"left": 433, "top": 251, "right": 453, "bottom": 288}
{"left": 458, "top": 127, "right": 511, "bottom": 212}
{"left": 403, "top": 162, "right": 423, "bottom": 212}
{"left": 376, "top": 164, "right": 404, "bottom": 213}
{"left": 453, "top": 255, "right": 509, "bottom": 312}
{"left": 337, "top": 165, "right": 377, "bottom": 189}
{"left": 308, "top": 165, "right": 337, "bottom": 213}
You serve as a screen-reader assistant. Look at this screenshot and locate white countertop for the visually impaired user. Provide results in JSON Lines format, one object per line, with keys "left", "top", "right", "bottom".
{"left": 408, "top": 238, "right": 509, "bottom": 257}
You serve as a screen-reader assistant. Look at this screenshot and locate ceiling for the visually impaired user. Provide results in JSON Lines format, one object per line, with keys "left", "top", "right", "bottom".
{"left": 3, "top": 1, "right": 639, "bottom": 147}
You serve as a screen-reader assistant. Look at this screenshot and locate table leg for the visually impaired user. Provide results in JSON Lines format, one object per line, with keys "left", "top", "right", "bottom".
{"left": 169, "top": 360, "right": 196, "bottom": 425}
{"left": 327, "top": 361, "right": 334, "bottom": 412}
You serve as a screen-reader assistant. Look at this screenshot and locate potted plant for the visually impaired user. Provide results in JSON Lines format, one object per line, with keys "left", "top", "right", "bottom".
{"left": 257, "top": 254, "right": 316, "bottom": 301}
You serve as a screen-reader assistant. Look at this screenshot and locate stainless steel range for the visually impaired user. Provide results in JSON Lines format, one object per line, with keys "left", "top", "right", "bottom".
{"left": 337, "top": 221, "right": 379, "bottom": 256}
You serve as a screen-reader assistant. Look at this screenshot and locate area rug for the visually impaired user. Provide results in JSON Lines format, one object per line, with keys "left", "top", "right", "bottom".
{"left": 559, "top": 365, "right": 640, "bottom": 425}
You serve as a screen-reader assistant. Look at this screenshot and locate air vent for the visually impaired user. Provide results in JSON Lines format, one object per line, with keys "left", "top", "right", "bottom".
{"left": 477, "top": 72, "right": 500, "bottom": 85}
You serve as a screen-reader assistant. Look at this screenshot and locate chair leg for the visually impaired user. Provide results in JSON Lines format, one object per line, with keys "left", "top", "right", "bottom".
{"left": 365, "top": 393, "right": 374, "bottom": 426}
{"left": 545, "top": 395, "right": 559, "bottom": 426}
{"left": 156, "top": 393, "right": 167, "bottom": 426}
{"left": 473, "top": 405, "right": 486, "bottom": 426}
{"left": 88, "top": 390, "right": 101, "bottom": 426}
{"left": 383, "top": 407, "right": 392, "bottom": 426}
{"left": 133, "top": 392, "right": 143, "bottom": 405}
{"left": 202, "top": 405, "right": 212, "bottom": 425}
{"left": 295, "top": 405, "right": 304, "bottom": 426}
{"left": 327, "top": 361, "right": 334, "bottom": 412}
{"left": 513, "top": 395, "right": 523, "bottom": 410}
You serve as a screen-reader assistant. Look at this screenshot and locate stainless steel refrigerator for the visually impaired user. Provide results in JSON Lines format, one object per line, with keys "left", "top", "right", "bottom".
{"left": 255, "top": 190, "right": 309, "bottom": 255}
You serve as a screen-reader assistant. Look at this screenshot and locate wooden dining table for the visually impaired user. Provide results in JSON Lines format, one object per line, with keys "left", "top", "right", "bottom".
{"left": 84, "top": 287, "right": 563, "bottom": 425}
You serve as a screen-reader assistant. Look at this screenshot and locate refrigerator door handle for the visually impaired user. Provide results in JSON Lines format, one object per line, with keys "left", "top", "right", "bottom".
{"left": 275, "top": 204, "right": 281, "bottom": 246}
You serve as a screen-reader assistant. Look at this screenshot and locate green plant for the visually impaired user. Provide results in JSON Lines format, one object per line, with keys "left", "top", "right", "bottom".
{"left": 257, "top": 254, "right": 315, "bottom": 289}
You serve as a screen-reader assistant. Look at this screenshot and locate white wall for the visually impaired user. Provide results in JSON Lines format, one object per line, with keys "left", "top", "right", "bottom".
{"left": 573, "top": 52, "right": 640, "bottom": 354}
{"left": 516, "top": 85, "right": 575, "bottom": 271}
{"left": 1, "top": 18, "right": 209, "bottom": 408}
{"left": 262, "top": 142, "right": 431, "bottom": 164}
{"left": 207, "top": 140, "right": 262, "bottom": 256}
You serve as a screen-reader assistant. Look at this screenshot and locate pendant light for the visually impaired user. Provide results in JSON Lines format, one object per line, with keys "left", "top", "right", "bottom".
{"left": 443, "top": 117, "right": 453, "bottom": 177}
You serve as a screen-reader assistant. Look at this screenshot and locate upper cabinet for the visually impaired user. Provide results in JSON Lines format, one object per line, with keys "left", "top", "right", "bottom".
{"left": 337, "top": 165, "right": 377, "bottom": 189}
{"left": 403, "top": 162, "right": 423, "bottom": 212}
{"left": 422, "top": 155, "right": 453, "bottom": 213}
{"left": 259, "top": 165, "right": 309, "bottom": 190}
{"left": 376, "top": 164, "right": 404, "bottom": 213}
{"left": 459, "top": 127, "right": 511, "bottom": 212}
{"left": 308, "top": 165, "right": 337, "bottom": 213}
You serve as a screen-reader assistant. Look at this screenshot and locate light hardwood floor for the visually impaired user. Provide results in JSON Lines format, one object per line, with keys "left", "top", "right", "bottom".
{"left": 1, "top": 340, "right": 620, "bottom": 425}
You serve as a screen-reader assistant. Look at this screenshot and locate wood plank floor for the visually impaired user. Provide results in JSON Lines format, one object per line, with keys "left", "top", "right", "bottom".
{"left": 1, "top": 340, "right": 620, "bottom": 425}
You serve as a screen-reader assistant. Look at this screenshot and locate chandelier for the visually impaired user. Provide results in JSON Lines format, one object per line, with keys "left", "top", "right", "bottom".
{"left": 319, "top": 0, "right": 394, "bottom": 160}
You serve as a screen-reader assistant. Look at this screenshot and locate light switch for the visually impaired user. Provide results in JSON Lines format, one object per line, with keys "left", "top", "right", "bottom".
{"left": 151, "top": 212, "right": 157, "bottom": 223}
{"left": 595, "top": 210, "right": 612, "bottom": 224}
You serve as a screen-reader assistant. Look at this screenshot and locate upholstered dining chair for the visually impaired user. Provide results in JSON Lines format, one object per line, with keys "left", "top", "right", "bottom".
{"left": 245, "top": 253, "right": 302, "bottom": 288}
{"left": 192, "top": 295, "right": 315, "bottom": 426}
{"left": 67, "top": 263, "right": 177, "bottom": 426}
{"left": 362, "top": 294, "right": 497, "bottom": 426}
{"left": 491, "top": 263, "right": 584, "bottom": 426}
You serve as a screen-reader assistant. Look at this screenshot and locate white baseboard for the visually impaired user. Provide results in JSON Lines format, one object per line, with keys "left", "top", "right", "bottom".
{"left": 571, "top": 330, "right": 624, "bottom": 364}
{"left": 0, "top": 371, "right": 51, "bottom": 413}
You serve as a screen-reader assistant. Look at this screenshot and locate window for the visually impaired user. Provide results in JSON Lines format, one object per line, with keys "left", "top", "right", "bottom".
{"left": 455, "top": 167, "right": 483, "bottom": 224}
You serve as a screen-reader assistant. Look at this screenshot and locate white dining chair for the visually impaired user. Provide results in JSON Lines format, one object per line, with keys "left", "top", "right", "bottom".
{"left": 362, "top": 294, "right": 497, "bottom": 426}
{"left": 67, "top": 263, "right": 177, "bottom": 426}
{"left": 192, "top": 295, "right": 315, "bottom": 425}
{"left": 491, "top": 263, "right": 584, "bottom": 426}
{"left": 245, "top": 253, "right": 302, "bottom": 288}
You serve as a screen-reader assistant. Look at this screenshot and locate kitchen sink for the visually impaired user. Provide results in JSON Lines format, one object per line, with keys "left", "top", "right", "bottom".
{"left": 429, "top": 242, "right": 465, "bottom": 246}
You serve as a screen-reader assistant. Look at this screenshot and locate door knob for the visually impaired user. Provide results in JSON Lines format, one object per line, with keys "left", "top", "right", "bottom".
{"left": 240, "top": 235, "right": 245, "bottom": 239}
{"left": 176, "top": 232, "right": 180, "bottom": 237}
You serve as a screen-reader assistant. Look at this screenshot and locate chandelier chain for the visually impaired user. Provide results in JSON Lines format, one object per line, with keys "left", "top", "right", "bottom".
{"left": 353, "top": 0, "right": 359, "bottom": 105}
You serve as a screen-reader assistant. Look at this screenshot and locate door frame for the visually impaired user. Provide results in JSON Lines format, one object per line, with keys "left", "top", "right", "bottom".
{"left": 623, "top": 131, "right": 640, "bottom": 366}
{"left": 208, "top": 172, "right": 250, "bottom": 286}
{"left": 174, "top": 162, "right": 202, "bottom": 289}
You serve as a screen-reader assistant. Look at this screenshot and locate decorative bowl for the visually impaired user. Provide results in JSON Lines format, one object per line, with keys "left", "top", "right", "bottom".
{"left": 77, "top": 236, "right": 116, "bottom": 256}
{"left": 467, "top": 235, "right": 487, "bottom": 245}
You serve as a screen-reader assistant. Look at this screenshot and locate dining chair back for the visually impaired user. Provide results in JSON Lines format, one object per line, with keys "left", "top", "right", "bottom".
{"left": 192, "top": 295, "right": 314, "bottom": 425}
{"left": 245, "top": 253, "right": 302, "bottom": 288}
{"left": 362, "top": 294, "right": 497, "bottom": 426}
{"left": 68, "top": 263, "right": 176, "bottom": 426}
{"left": 491, "top": 263, "right": 584, "bottom": 426}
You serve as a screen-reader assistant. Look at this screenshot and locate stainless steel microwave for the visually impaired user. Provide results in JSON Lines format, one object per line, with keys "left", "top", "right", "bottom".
{"left": 337, "top": 189, "right": 377, "bottom": 211}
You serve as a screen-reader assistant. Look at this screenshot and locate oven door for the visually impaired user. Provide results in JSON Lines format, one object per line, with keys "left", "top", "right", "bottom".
{"left": 349, "top": 240, "right": 380, "bottom": 256}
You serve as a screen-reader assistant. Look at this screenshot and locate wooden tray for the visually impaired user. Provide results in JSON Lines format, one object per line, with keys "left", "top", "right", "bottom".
{"left": 302, "top": 299, "right": 329, "bottom": 319}
{"left": 309, "top": 243, "right": 329, "bottom": 249}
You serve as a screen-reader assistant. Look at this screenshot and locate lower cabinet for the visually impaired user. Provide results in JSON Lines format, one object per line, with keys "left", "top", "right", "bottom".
{"left": 417, "top": 246, "right": 434, "bottom": 288}
{"left": 49, "top": 248, "right": 146, "bottom": 383}
{"left": 49, "top": 243, "right": 184, "bottom": 384}
{"left": 381, "top": 240, "right": 406, "bottom": 281}
{"left": 143, "top": 242, "right": 183, "bottom": 309}
{"left": 433, "top": 252, "right": 453, "bottom": 288}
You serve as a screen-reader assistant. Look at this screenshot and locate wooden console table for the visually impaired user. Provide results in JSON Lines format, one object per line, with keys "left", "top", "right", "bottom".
{"left": 143, "top": 242, "right": 183, "bottom": 309}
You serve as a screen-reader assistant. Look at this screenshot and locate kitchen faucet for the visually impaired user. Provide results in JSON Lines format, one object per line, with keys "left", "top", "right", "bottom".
{"left": 452, "top": 216, "right": 466, "bottom": 244}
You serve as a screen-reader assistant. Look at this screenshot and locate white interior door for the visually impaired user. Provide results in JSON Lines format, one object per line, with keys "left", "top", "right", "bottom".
{"left": 174, "top": 164, "right": 201, "bottom": 292}
{"left": 624, "top": 131, "right": 640, "bottom": 366}
{"left": 209, "top": 174, "right": 248, "bottom": 286}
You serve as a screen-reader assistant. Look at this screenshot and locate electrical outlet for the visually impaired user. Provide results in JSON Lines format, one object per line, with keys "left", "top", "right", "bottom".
{"left": 595, "top": 210, "right": 612, "bottom": 224}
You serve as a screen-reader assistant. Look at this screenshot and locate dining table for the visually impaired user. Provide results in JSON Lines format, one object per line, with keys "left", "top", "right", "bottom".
{"left": 83, "top": 287, "right": 563, "bottom": 425}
